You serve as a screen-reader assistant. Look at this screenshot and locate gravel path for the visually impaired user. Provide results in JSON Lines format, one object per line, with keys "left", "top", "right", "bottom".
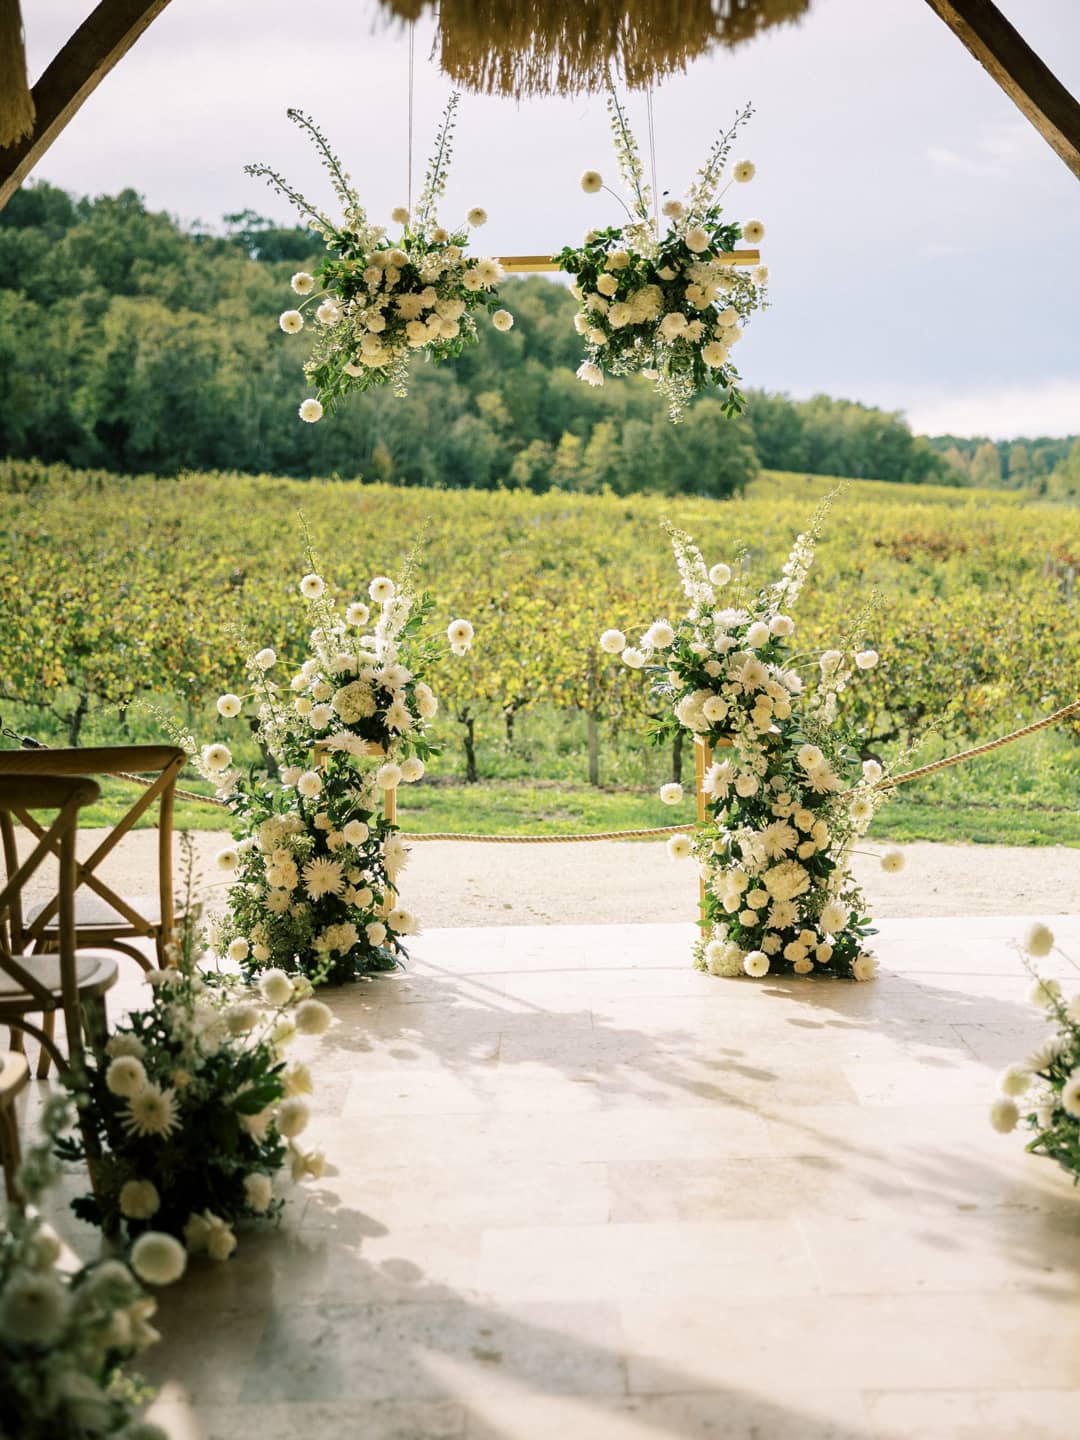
{"left": 32, "top": 831, "right": 1080, "bottom": 926}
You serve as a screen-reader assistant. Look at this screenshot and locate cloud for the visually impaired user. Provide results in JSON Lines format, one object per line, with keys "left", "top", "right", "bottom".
{"left": 904, "top": 377, "right": 1080, "bottom": 439}
{"left": 926, "top": 119, "right": 1038, "bottom": 179}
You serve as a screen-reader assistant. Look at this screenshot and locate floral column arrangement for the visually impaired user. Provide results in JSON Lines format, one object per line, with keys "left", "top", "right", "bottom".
{"left": 603, "top": 501, "right": 891, "bottom": 981}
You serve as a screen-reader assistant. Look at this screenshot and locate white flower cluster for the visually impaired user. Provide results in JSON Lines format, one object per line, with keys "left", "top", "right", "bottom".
{"left": 561, "top": 88, "right": 767, "bottom": 420}
{"left": 79, "top": 953, "right": 333, "bottom": 1259}
{"left": 196, "top": 563, "right": 471, "bottom": 984}
{"left": 0, "top": 1097, "right": 178, "bottom": 1440}
{"left": 606, "top": 515, "right": 887, "bottom": 983}
{"left": 989, "top": 923, "right": 1080, "bottom": 1182}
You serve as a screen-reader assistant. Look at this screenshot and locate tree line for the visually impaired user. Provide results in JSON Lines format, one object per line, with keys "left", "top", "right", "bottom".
{"left": 1, "top": 182, "right": 1073, "bottom": 496}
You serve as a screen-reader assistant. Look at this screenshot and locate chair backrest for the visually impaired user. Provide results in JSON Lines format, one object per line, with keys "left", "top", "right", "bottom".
{"left": 0, "top": 775, "right": 101, "bottom": 1007}
{"left": 0, "top": 745, "right": 185, "bottom": 949}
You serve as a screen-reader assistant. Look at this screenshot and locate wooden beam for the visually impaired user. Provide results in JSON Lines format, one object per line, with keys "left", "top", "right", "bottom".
{"left": 499, "top": 249, "right": 761, "bottom": 274}
{"left": 924, "top": 0, "right": 1080, "bottom": 180}
{"left": 0, "top": 0, "right": 173, "bottom": 211}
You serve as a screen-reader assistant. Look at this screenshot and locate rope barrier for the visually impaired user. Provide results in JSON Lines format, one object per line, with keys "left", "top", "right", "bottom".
{"left": 8, "top": 695, "right": 1079, "bottom": 843}
{"left": 878, "top": 699, "right": 1080, "bottom": 791}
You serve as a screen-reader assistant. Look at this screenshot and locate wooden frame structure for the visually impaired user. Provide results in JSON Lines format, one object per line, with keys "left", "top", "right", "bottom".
{"left": 498, "top": 250, "right": 761, "bottom": 274}
{"left": 1, "top": 0, "right": 1076, "bottom": 218}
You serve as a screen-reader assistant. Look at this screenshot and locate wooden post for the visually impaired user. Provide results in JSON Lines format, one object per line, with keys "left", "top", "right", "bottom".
{"left": 694, "top": 735, "right": 712, "bottom": 935}
{"left": 923, "top": 0, "right": 1080, "bottom": 180}
{"left": 0, "top": 1, "right": 173, "bottom": 211}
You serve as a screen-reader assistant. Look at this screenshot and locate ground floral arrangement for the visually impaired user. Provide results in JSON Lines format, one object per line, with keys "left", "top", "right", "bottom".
{"left": 991, "top": 922, "right": 1080, "bottom": 1182}
{"left": 3, "top": 1095, "right": 180, "bottom": 1440}
{"left": 177, "top": 550, "right": 472, "bottom": 984}
{"left": 557, "top": 81, "right": 768, "bottom": 420}
{"left": 247, "top": 97, "right": 513, "bottom": 416}
{"left": 58, "top": 847, "right": 331, "bottom": 1257}
{"left": 603, "top": 498, "right": 900, "bottom": 982}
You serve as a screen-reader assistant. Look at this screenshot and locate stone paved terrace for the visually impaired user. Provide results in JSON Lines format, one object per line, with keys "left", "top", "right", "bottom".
{"left": 24, "top": 915, "right": 1080, "bottom": 1439}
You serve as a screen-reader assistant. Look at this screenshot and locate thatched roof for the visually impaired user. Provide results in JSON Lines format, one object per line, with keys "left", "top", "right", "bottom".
{"left": 381, "top": 0, "right": 813, "bottom": 97}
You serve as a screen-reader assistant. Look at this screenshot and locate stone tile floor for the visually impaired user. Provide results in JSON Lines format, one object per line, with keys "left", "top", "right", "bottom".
{"left": 20, "top": 916, "right": 1080, "bottom": 1439}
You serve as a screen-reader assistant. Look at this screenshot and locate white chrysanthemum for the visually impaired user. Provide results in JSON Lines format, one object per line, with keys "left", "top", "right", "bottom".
{"left": 290, "top": 271, "right": 315, "bottom": 295}
{"left": 279, "top": 309, "right": 304, "bottom": 334}
{"left": 346, "top": 601, "right": 370, "bottom": 627}
{"left": 202, "top": 742, "right": 232, "bottom": 773}
{"left": 820, "top": 901, "right": 849, "bottom": 934}
{"left": 1028, "top": 976, "right": 1061, "bottom": 1008}
{"left": 491, "top": 309, "right": 514, "bottom": 332}
{"left": 600, "top": 629, "right": 626, "bottom": 654}
{"left": 742, "top": 219, "right": 765, "bottom": 243}
{"left": 745, "top": 620, "right": 770, "bottom": 649}
{"left": 415, "top": 682, "right": 438, "bottom": 720}
{"left": 295, "top": 998, "right": 333, "bottom": 1035}
{"left": 240, "top": 1173, "right": 272, "bottom": 1215}
{"left": 119, "top": 1179, "right": 161, "bottom": 1220}
{"left": 863, "top": 759, "right": 884, "bottom": 784}
{"left": 303, "top": 856, "right": 345, "bottom": 900}
{"left": 297, "top": 770, "right": 323, "bottom": 799}
{"left": 0, "top": 1271, "right": 71, "bottom": 1343}
{"left": 216, "top": 693, "right": 242, "bottom": 719}
{"left": 1023, "top": 922, "right": 1055, "bottom": 958}
{"left": 374, "top": 761, "right": 402, "bottom": 791}
{"left": 642, "top": 620, "right": 674, "bottom": 650}
{"left": 123, "top": 1084, "right": 180, "bottom": 1139}
{"left": 205, "top": 1220, "right": 237, "bottom": 1264}
{"left": 1027, "top": 1032, "right": 1067, "bottom": 1071}
{"left": 366, "top": 920, "right": 388, "bottom": 947}
{"left": 259, "top": 968, "right": 294, "bottom": 1006}
{"left": 390, "top": 205, "right": 410, "bottom": 225}
{"left": 770, "top": 614, "right": 794, "bottom": 637}
{"left": 752, "top": 264, "right": 769, "bottom": 284}
{"left": 667, "top": 834, "right": 693, "bottom": 861}
{"left": 447, "top": 618, "right": 474, "bottom": 648}
{"left": 852, "top": 954, "right": 878, "bottom": 982}
{"left": 764, "top": 860, "right": 810, "bottom": 901}
{"left": 577, "top": 361, "right": 604, "bottom": 387}
{"left": 388, "top": 906, "right": 418, "bottom": 935}
{"left": 466, "top": 206, "right": 488, "bottom": 227}
{"left": 299, "top": 398, "right": 323, "bottom": 424}
{"left": 659, "top": 782, "right": 683, "bottom": 806}
{"left": 308, "top": 703, "right": 333, "bottom": 731}
{"left": 685, "top": 226, "right": 710, "bottom": 253}
{"left": 369, "top": 575, "right": 395, "bottom": 603}
{"left": 989, "top": 1097, "right": 1019, "bottom": 1134}
{"left": 662, "top": 199, "right": 686, "bottom": 219}
{"left": 106, "top": 1055, "right": 148, "bottom": 1098}
{"left": 855, "top": 649, "right": 879, "bottom": 670}
{"left": 699, "top": 341, "right": 727, "bottom": 368}
{"left": 1061, "top": 1069, "right": 1080, "bottom": 1118}
{"left": 850, "top": 795, "right": 874, "bottom": 826}
{"left": 276, "top": 1097, "right": 310, "bottom": 1139}
{"left": 733, "top": 159, "right": 756, "bottom": 183}
{"left": 475, "top": 257, "right": 503, "bottom": 287}
{"left": 998, "top": 1064, "right": 1032, "bottom": 1098}
{"left": 744, "top": 950, "right": 770, "bottom": 978}
{"left": 226, "top": 1003, "right": 260, "bottom": 1035}
{"left": 400, "top": 756, "right": 425, "bottom": 783}
{"left": 227, "top": 937, "right": 249, "bottom": 963}
{"left": 580, "top": 170, "right": 603, "bottom": 193}
{"left": 316, "top": 299, "right": 341, "bottom": 327}
{"left": 105, "top": 1034, "right": 146, "bottom": 1062}
{"left": 881, "top": 847, "right": 905, "bottom": 873}
{"left": 300, "top": 572, "right": 326, "bottom": 600}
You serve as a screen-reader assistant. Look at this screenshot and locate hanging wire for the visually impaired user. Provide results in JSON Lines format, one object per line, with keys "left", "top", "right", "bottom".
{"left": 645, "top": 84, "right": 660, "bottom": 237}
{"left": 406, "top": 21, "right": 414, "bottom": 216}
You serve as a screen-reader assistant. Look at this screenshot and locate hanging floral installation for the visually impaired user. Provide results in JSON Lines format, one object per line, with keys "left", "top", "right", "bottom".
{"left": 166, "top": 544, "right": 472, "bottom": 985}
{"left": 603, "top": 496, "right": 897, "bottom": 981}
{"left": 246, "top": 97, "right": 514, "bottom": 416}
{"left": 990, "top": 922, "right": 1080, "bottom": 1182}
{"left": 557, "top": 81, "right": 768, "bottom": 420}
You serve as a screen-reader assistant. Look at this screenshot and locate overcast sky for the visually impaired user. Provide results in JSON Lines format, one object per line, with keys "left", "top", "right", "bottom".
{"left": 22, "top": 0, "right": 1080, "bottom": 438}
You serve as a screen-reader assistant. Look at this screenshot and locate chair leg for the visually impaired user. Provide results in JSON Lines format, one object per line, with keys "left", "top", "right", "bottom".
{"left": 36, "top": 1010, "right": 56, "bottom": 1079}
{"left": 0, "top": 1105, "right": 24, "bottom": 1211}
{"left": 82, "top": 994, "right": 109, "bottom": 1053}
{"left": 8, "top": 1027, "right": 24, "bottom": 1056}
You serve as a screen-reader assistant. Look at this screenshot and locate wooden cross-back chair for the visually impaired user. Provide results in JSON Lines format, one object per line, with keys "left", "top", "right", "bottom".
{"left": 0, "top": 774, "right": 119, "bottom": 1208}
{"left": 0, "top": 745, "right": 185, "bottom": 1078}
{"left": 0, "top": 745, "right": 185, "bottom": 969}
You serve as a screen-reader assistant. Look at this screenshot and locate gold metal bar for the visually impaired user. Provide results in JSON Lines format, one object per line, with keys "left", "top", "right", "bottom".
{"left": 497, "top": 249, "right": 760, "bottom": 276}
{"left": 694, "top": 736, "right": 712, "bottom": 935}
